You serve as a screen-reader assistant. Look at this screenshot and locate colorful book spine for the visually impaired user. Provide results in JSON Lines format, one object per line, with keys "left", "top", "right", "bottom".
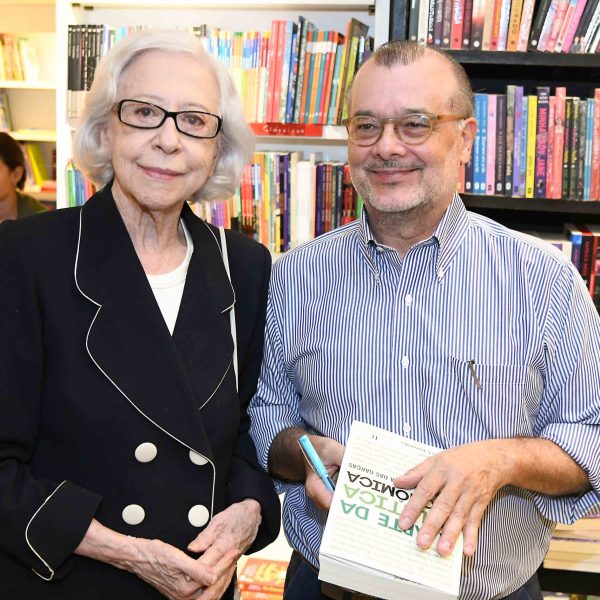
{"left": 505, "top": 85, "right": 516, "bottom": 195}
{"left": 526, "top": 94, "right": 538, "bottom": 198}
{"left": 486, "top": 94, "right": 497, "bottom": 195}
{"left": 553, "top": 87, "right": 567, "bottom": 199}
{"left": 534, "top": 86, "right": 550, "bottom": 198}
{"left": 512, "top": 86, "right": 525, "bottom": 196}
{"left": 495, "top": 94, "right": 507, "bottom": 195}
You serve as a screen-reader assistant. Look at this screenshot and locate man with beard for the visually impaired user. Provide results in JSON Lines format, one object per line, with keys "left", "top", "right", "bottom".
{"left": 248, "top": 41, "right": 600, "bottom": 600}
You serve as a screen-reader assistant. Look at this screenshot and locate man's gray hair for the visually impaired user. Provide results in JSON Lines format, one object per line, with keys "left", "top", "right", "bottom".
{"left": 345, "top": 40, "right": 474, "bottom": 119}
{"left": 72, "top": 28, "right": 254, "bottom": 202}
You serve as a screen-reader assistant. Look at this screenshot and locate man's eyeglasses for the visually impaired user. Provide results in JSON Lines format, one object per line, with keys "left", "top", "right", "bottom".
{"left": 112, "top": 99, "right": 223, "bottom": 139}
{"left": 342, "top": 113, "right": 465, "bottom": 147}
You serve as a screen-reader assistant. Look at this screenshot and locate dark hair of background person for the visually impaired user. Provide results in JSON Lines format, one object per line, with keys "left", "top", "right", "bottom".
{"left": 0, "top": 132, "right": 26, "bottom": 190}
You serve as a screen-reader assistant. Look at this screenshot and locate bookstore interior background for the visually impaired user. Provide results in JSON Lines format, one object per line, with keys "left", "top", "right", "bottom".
{"left": 1, "top": 0, "right": 599, "bottom": 598}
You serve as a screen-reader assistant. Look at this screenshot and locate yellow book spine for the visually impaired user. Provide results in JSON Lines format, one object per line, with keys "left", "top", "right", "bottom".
{"left": 525, "top": 95, "right": 537, "bottom": 198}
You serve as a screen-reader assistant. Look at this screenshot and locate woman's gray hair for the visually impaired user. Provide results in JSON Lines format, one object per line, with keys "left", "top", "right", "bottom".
{"left": 72, "top": 28, "right": 254, "bottom": 202}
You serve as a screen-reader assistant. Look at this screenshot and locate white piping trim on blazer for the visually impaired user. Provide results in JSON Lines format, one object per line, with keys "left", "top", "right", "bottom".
{"left": 73, "top": 209, "right": 216, "bottom": 523}
{"left": 26, "top": 480, "right": 68, "bottom": 581}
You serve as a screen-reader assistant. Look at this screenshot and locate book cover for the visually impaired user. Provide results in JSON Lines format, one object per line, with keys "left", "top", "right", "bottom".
{"left": 473, "top": 93, "right": 487, "bottom": 194}
{"left": 568, "top": 97, "right": 580, "bottom": 200}
{"left": 528, "top": 0, "right": 555, "bottom": 49}
{"left": 512, "top": 85, "right": 525, "bottom": 196}
{"left": 470, "top": 0, "right": 489, "bottom": 48}
{"left": 516, "top": 0, "right": 539, "bottom": 49}
{"left": 292, "top": 18, "right": 312, "bottom": 124}
{"left": 481, "top": 0, "right": 498, "bottom": 49}
{"left": 525, "top": 95, "right": 538, "bottom": 198}
{"left": 442, "top": 0, "right": 455, "bottom": 46}
{"left": 545, "top": 0, "right": 572, "bottom": 50}
{"left": 326, "top": 42, "right": 345, "bottom": 125}
{"left": 495, "top": 93, "right": 507, "bottom": 195}
{"left": 433, "top": 0, "right": 446, "bottom": 45}
{"left": 564, "top": 222, "right": 583, "bottom": 270}
{"left": 496, "top": 0, "right": 513, "bottom": 49}
{"left": 285, "top": 23, "right": 300, "bottom": 124}
{"left": 546, "top": 95, "right": 556, "bottom": 198}
{"left": 451, "top": 0, "right": 466, "bottom": 47}
{"left": 575, "top": 98, "right": 587, "bottom": 200}
{"left": 319, "top": 421, "right": 462, "bottom": 600}
{"left": 265, "top": 20, "right": 281, "bottom": 123}
{"left": 537, "top": 0, "right": 561, "bottom": 50}
{"left": 591, "top": 89, "right": 600, "bottom": 201}
{"left": 555, "top": 0, "right": 579, "bottom": 51}
{"left": 583, "top": 97, "right": 593, "bottom": 200}
{"left": 419, "top": 0, "right": 434, "bottom": 44}
{"left": 238, "top": 557, "right": 287, "bottom": 594}
{"left": 486, "top": 94, "right": 497, "bottom": 195}
{"left": 505, "top": 85, "right": 516, "bottom": 195}
{"left": 570, "top": 0, "right": 599, "bottom": 51}
{"left": 409, "top": 0, "right": 422, "bottom": 41}
{"left": 0, "top": 91, "right": 12, "bottom": 131}
{"left": 299, "top": 29, "right": 317, "bottom": 124}
{"left": 519, "top": 93, "right": 529, "bottom": 196}
{"left": 562, "top": 0, "right": 591, "bottom": 51}
{"left": 534, "top": 86, "right": 550, "bottom": 198}
{"left": 506, "top": 0, "right": 523, "bottom": 52}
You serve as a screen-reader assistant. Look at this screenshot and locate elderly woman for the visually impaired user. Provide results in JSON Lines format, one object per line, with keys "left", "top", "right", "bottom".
{"left": 0, "top": 29, "right": 280, "bottom": 600}
{"left": 0, "top": 132, "right": 47, "bottom": 220}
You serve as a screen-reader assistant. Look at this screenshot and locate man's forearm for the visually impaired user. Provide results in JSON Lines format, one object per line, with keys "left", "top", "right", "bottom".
{"left": 501, "top": 437, "right": 590, "bottom": 496}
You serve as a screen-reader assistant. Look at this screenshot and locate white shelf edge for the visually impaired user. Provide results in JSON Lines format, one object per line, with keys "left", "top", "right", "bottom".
{"left": 9, "top": 129, "right": 57, "bottom": 142}
{"left": 71, "top": 0, "right": 373, "bottom": 8}
{"left": 0, "top": 80, "right": 56, "bottom": 90}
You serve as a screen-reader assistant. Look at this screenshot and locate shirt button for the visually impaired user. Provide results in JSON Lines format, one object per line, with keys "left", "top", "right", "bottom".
{"left": 438, "top": 268, "right": 445, "bottom": 279}
{"left": 188, "top": 504, "right": 210, "bottom": 527}
{"left": 189, "top": 450, "right": 208, "bottom": 466}
{"left": 376, "top": 246, "right": 384, "bottom": 253}
{"left": 401, "top": 356, "right": 410, "bottom": 368}
{"left": 403, "top": 422, "right": 412, "bottom": 435}
{"left": 404, "top": 294, "right": 413, "bottom": 306}
{"left": 122, "top": 504, "right": 145, "bottom": 525}
{"left": 134, "top": 442, "right": 157, "bottom": 463}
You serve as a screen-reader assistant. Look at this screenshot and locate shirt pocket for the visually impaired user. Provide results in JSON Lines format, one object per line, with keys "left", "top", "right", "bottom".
{"left": 420, "top": 356, "right": 542, "bottom": 446}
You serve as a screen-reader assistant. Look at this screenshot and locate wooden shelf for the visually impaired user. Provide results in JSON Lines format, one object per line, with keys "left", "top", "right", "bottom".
{"left": 446, "top": 51, "right": 600, "bottom": 69}
{"left": 461, "top": 194, "right": 600, "bottom": 216}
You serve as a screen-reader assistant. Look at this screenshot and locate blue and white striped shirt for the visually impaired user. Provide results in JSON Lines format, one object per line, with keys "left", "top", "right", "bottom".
{"left": 248, "top": 195, "right": 600, "bottom": 600}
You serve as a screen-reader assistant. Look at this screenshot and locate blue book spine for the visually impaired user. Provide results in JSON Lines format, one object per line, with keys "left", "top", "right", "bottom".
{"left": 584, "top": 98, "right": 594, "bottom": 200}
{"left": 512, "top": 86, "right": 524, "bottom": 197}
{"left": 519, "top": 96, "right": 528, "bottom": 198}
{"left": 285, "top": 27, "right": 299, "bottom": 123}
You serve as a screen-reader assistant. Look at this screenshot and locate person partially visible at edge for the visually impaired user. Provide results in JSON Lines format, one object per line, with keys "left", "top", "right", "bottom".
{"left": 0, "top": 29, "right": 280, "bottom": 600}
{"left": 248, "top": 40, "right": 600, "bottom": 600}
{"left": 0, "top": 131, "right": 47, "bottom": 221}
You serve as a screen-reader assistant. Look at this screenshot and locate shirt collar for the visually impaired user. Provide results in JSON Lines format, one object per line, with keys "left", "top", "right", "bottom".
{"left": 357, "top": 193, "right": 470, "bottom": 280}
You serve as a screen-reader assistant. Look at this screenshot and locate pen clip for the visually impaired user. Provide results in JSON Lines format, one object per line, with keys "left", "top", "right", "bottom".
{"left": 467, "top": 359, "right": 482, "bottom": 390}
{"left": 298, "top": 438, "right": 317, "bottom": 472}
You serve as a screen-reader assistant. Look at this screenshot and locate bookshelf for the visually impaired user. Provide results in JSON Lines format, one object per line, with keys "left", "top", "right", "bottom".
{"left": 1, "top": 3, "right": 57, "bottom": 203}
{"left": 388, "top": 4, "right": 600, "bottom": 232}
{"left": 54, "top": 0, "right": 389, "bottom": 207}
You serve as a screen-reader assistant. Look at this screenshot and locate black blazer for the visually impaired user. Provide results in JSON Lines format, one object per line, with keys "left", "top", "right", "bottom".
{"left": 0, "top": 185, "right": 280, "bottom": 599}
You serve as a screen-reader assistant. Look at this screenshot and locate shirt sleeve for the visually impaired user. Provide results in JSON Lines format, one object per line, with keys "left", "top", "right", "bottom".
{"left": 533, "top": 261, "right": 600, "bottom": 522}
{"left": 248, "top": 258, "right": 307, "bottom": 494}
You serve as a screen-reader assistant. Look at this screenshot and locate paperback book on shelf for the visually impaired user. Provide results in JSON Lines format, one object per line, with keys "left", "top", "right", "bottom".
{"left": 319, "top": 421, "right": 462, "bottom": 600}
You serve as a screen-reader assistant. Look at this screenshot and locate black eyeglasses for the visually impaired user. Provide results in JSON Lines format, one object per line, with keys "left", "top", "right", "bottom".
{"left": 112, "top": 99, "right": 223, "bottom": 139}
{"left": 342, "top": 113, "right": 465, "bottom": 146}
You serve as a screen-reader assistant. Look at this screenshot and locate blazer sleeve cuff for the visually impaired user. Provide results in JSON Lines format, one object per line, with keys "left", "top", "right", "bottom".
{"left": 26, "top": 481, "right": 102, "bottom": 581}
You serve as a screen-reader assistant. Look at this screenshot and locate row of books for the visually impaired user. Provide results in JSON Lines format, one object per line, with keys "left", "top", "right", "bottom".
{"left": 66, "top": 161, "right": 96, "bottom": 208}
{"left": 66, "top": 19, "right": 373, "bottom": 125}
{"left": 0, "top": 33, "right": 41, "bottom": 82}
{"left": 191, "top": 152, "right": 362, "bottom": 254}
{"left": 544, "top": 514, "right": 600, "bottom": 574}
{"left": 532, "top": 224, "right": 600, "bottom": 307}
{"left": 459, "top": 87, "right": 600, "bottom": 201}
{"left": 237, "top": 557, "right": 287, "bottom": 600}
{"left": 405, "top": 0, "right": 600, "bottom": 53}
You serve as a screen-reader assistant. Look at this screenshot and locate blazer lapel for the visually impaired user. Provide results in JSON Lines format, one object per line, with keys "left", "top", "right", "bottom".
{"left": 74, "top": 187, "right": 234, "bottom": 457}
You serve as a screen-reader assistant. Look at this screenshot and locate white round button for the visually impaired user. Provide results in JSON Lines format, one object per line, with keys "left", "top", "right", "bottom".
{"left": 404, "top": 294, "right": 413, "bottom": 306}
{"left": 189, "top": 450, "right": 208, "bottom": 466}
{"left": 188, "top": 504, "right": 210, "bottom": 527}
{"left": 438, "top": 268, "right": 445, "bottom": 280}
{"left": 403, "top": 422, "right": 412, "bottom": 435}
{"left": 376, "top": 246, "right": 385, "bottom": 254}
{"left": 135, "top": 442, "right": 157, "bottom": 463}
{"left": 122, "top": 504, "right": 145, "bottom": 525}
{"left": 401, "top": 355, "right": 410, "bottom": 368}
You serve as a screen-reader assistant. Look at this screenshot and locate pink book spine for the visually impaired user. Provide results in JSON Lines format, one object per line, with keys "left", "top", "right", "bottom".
{"left": 546, "top": 96, "right": 556, "bottom": 198}
{"left": 516, "top": 0, "right": 538, "bottom": 50}
{"left": 486, "top": 94, "right": 497, "bottom": 196}
{"left": 562, "top": 0, "right": 590, "bottom": 52}
{"left": 552, "top": 87, "right": 567, "bottom": 199}
{"left": 546, "top": 0, "right": 571, "bottom": 51}
{"left": 555, "top": 0, "right": 578, "bottom": 52}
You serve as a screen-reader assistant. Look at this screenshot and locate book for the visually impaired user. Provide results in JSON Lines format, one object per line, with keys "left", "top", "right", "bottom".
{"left": 319, "top": 421, "right": 462, "bottom": 600}
{"left": 237, "top": 557, "right": 287, "bottom": 595}
{"left": 0, "top": 91, "right": 12, "bottom": 131}
{"left": 534, "top": 86, "right": 550, "bottom": 198}
{"left": 525, "top": 95, "right": 538, "bottom": 198}
{"left": 528, "top": 0, "right": 558, "bottom": 49}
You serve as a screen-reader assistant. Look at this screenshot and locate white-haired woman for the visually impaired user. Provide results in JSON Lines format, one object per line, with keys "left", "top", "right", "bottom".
{"left": 0, "top": 29, "right": 280, "bottom": 600}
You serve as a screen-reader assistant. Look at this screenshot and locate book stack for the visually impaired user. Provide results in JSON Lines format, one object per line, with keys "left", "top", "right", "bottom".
{"left": 405, "top": 0, "right": 600, "bottom": 52}
{"left": 237, "top": 557, "right": 287, "bottom": 600}
{"left": 66, "top": 18, "right": 372, "bottom": 125}
{"left": 460, "top": 87, "right": 600, "bottom": 202}
{"left": 0, "top": 34, "right": 41, "bottom": 81}
{"left": 192, "top": 152, "right": 360, "bottom": 254}
{"left": 544, "top": 514, "right": 600, "bottom": 573}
